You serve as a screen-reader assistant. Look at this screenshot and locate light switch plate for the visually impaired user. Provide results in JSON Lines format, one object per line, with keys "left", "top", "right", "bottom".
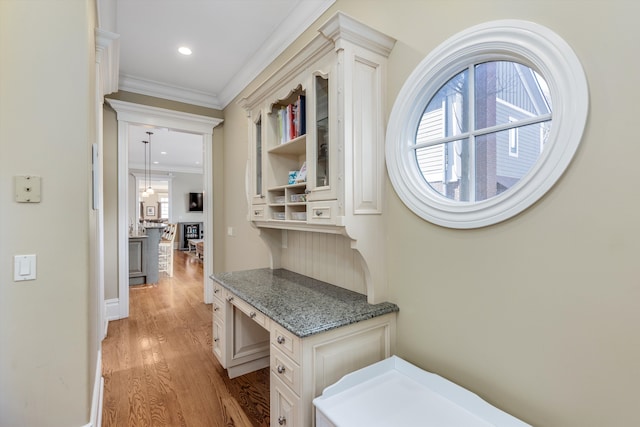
{"left": 15, "top": 176, "right": 41, "bottom": 203}
{"left": 14, "top": 254, "right": 36, "bottom": 281}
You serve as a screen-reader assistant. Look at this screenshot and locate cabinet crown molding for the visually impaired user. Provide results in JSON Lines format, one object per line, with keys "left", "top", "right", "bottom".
{"left": 318, "top": 12, "right": 396, "bottom": 57}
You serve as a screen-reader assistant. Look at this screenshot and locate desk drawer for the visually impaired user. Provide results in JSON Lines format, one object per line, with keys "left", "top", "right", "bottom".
{"left": 226, "top": 293, "right": 268, "bottom": 329}
{"left": 307, "top": 200, "right": 339, "bottom": 225}
{"left": 212, "top": 282, "right": 224, "bottom": 299}
{"left": 271, "top": 324, "right": 300, "bottom": 363}
{"left": 271, "top": 346, "right": 301, "bottom": 396}
{"left": 251, "top": 205, "right": 266, "bottom": 220}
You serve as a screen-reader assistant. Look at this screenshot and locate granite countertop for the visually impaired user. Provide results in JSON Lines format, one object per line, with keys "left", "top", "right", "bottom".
{"left": 211, "top": 268, "right": 398, "bottom": 338}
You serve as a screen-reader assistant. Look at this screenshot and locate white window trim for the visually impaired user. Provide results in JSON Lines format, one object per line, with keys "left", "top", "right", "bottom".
{"left": 386, "top": 20, "right": 588, "bottom": 228}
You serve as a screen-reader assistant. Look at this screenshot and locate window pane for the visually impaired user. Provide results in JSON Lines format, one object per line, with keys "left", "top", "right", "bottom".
{"left": 416, "top": 139, "right": 470, "bottom": 202}
{"left": 475, "top": 61, "right": 552, "bottom": 130}
{"left": 474, "top": 121, "right": 548, "bottom": 201}
{"left": 417, "top": 69, "right": 469, "bottom": 146}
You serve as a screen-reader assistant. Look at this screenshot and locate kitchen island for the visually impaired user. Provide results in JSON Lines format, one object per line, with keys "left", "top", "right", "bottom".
{"left": 128, "top": 224, "right": 164, "bottom": 285}
{"left": 211, "top": 269, "right": 398, "bottom": 427}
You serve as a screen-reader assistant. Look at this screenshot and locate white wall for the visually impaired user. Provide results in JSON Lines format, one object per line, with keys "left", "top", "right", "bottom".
{"left": 220, "top": 1, "right": 640, "bottom": 426}
{"left": 170, "top": 172, "right": 205, "bottom": 224}
{"left": 0, "top": 1, "right": 96, "bottom": 426}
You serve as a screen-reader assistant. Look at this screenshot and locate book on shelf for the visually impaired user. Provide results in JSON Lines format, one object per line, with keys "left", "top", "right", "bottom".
{"left": 277, "top": 95, "right": 306, "bottom": 144}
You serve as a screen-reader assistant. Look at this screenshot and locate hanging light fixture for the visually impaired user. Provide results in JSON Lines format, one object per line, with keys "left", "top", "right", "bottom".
{"left": 141, "top": 138, "right": 149, "bottom": 198}
{"left": 146, "top": 131, "right": 155, "bottom": 195}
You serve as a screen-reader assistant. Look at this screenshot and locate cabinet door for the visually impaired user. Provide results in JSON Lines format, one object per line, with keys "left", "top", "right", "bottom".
{"left": 308, "top": 69, "right": 338, "bottom": 202}
{"left": 212, "top": 315, "right": 225, "bottom": 366}
{"left": 251, "top": 113, "right": 266, "bottom": 205}
{"left": 271, "top": 374, "right": 300, "bottom": 427}
{"left": 128, "top": 239, "right": 145, "bottom": 275}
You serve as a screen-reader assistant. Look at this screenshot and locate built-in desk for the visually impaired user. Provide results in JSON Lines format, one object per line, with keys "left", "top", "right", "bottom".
{"left": 210, "top": 269, "right": 398, "bottom": 427}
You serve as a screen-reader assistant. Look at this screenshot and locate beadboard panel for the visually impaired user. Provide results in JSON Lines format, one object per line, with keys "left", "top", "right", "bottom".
{"left": 281, "top": 231, "right": 366, "bottom": 295}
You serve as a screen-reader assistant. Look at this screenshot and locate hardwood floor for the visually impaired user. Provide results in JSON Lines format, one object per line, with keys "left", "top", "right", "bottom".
{"left": 102, "top": 250, "right": 270, "bottom": 427}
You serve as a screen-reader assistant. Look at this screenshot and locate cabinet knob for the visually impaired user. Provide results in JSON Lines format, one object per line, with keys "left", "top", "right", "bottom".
{"left": 249, "top": 311, "right": 257, "bottom": 319}
{"left": 214, "top": 306, "right": 220, "bottom": 312}
{"left": 214, "top": 338, "right": 219, "bottom": 342}
{"left": 213, "top": 288, "right": 220, "bottom": 293}
{"left": 277, "top": 364, "right": 285, "bottom": 374}
{"left": 315, "top": 210, "right": 323, "bottom": 216}
{"left": 227, "top": 296, "right": 234, "bottom": 302}
{"left": 278, "top": 416, "right": 286, "bottom": 425}
{"left": 254, "top": 210, "right": 260, "bottom": 215}
{"left": 277, "top": 335, "right": 285, "bottom": 344}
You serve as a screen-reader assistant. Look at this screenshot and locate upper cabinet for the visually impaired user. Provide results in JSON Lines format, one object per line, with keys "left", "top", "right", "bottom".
{"left": 240, "top": 12, "right": 396, "bottom": 304}
{"left": 241, "top": 12, "right": 395, "bottom": 232}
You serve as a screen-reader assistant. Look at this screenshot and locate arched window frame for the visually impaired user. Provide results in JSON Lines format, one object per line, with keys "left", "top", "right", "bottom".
{"left": 386, "top": 20, "right": 588, "bottom": 228}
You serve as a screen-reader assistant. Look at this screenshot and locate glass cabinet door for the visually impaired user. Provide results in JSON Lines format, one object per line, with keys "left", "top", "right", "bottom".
{"left": 252, "top": 115, "right": 265, "bottom": 204}
{"left": 315, "top": 75, "right": 329, "bottom": 188}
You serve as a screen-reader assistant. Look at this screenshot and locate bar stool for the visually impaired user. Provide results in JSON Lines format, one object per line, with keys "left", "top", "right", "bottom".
{"left": 158, "top": 223, "right": 177, "bottom": 277}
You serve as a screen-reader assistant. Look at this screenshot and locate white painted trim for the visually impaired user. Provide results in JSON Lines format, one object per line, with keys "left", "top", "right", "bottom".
{"left": 82, "top": 352, "right": 103, "bottom": 427}
{"left": 386, "top": 20, "right": 589, "bottom": 229}
{"left": 119, "top": 74, "right": 221, "bottom": 109}
{"left": 218, "top": 0, "right": 336, "bottom": 108}
{"left": 105, "top": 298, "right": 120, "bottom": 321}
{"left": 95, "top": 29, "right": 119, "bottom": 96}
{"left": 106, "top": 99, "right": 223, "bottom": 318}
{"left": 129, "top": 162, "right": 203, "bottom": 175}
{"left": 117, "top": 1, "right": 336, "bottom": 109}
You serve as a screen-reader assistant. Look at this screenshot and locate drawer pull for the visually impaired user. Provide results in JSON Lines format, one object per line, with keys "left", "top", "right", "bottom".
{"left": 276, "top": 364, "right": 285, "bottom": 374}
{"left": 213, "top": 288, "right": 220, "bottom": 293}
{"left": 214, "top": 338, "right": 219, "bottom": 342}
{"left": 249, "top": 311, "right": 257, "bottom": 319}
{"left": 276, "top": 335, "right": 285, "bottom": 345}
{"left": 214, "top": 306, "right": 220, "bottom": 312}
{"left": 278, "top": 416, "right": 286, "bottom": 425}
{"left": 227, "top": 296, "right": 234, "bottom": 302}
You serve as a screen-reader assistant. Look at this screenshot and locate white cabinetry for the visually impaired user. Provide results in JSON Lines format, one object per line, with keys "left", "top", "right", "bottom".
{"left": 213, "top": 288, "right": 395, "bottom": 427}
{"left": 211, "top": 268, "right": 398, "bottom": 427}
{"left": 240, "top": 12, "right": 396, "bottom": 304}
{"left": 270, "top": 316, "right": 395, "bottom": 427}
{"left": 212, "top": 281, "right": 271, "bottom": 377}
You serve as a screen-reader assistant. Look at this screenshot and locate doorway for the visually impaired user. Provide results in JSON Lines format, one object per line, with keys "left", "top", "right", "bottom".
{"left": 107, "top": 99, "right": 223, "bottom": 319}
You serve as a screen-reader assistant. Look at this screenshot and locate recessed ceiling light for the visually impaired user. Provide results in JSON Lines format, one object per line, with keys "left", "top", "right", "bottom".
{"left": 160, "top": 151, "right": 167, "bottom": 155}
{"left": 153, "top": 161, "right": 159, "bottom": 165}
{"left": 178, "top": 46, "right": 192, "bottom": 55}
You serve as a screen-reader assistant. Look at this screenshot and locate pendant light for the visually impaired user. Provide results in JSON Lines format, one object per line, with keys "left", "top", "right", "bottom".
{"left": 146, "top": 131, "right": 155, "bottom": 195}
{"left": 141, "top": 138, "right": 149, "bottom": 198}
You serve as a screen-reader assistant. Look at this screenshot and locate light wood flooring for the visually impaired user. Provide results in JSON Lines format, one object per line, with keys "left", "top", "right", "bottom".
{"left": 101, "top": 250, "right": 270, "bottom": 427}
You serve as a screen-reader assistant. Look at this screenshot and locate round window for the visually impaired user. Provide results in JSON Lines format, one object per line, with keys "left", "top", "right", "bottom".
{"left": 386, "top": 20, "right": 588, "bottom": 228}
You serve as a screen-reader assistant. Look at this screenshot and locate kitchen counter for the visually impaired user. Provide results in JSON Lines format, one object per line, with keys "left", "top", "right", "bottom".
{"left": 210, "top": 268, "right": 398, "bottom": 338}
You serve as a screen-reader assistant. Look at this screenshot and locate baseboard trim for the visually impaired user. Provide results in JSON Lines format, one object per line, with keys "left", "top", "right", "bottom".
{"left": 82, "top": 352, "right": 103, "bottom": 427}
{"left": 106, "top": 297, "right": 120, "bottom": 321}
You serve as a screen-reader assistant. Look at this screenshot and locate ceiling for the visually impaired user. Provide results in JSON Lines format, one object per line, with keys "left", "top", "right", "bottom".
{"left": 115, "top": 0, "right": 335, "bottom": 172}
{"left": 128, "top": 126, "right": 204, "bottom": 174}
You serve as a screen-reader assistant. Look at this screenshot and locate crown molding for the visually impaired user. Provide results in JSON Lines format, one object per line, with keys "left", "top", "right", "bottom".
{"left": 118, "top": 74, "right": 222, "bottom": 109}
{"left": 96, "top": 29, "right": 120, "bottom": 96}
{"left": 118, "top": 0, "right": 335, "bottom": 110}
{"left": 217, "top": 0, "right": 336, "bottom": 107}
{"left": 105, "top": 98, "right": 223, "bottom": 133}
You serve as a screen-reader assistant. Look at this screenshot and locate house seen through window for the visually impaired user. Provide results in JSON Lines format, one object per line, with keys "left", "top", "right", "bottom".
{"left": 415, "top": 61, "right": 552, "bottom": 203}
{"left": 386, "top": 20, "right": 588, "bottom": 228}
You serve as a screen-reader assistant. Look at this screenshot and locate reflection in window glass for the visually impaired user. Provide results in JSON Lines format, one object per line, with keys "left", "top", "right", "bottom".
{"left": 415, "top": 61, "right": 552, "bottom": 202}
